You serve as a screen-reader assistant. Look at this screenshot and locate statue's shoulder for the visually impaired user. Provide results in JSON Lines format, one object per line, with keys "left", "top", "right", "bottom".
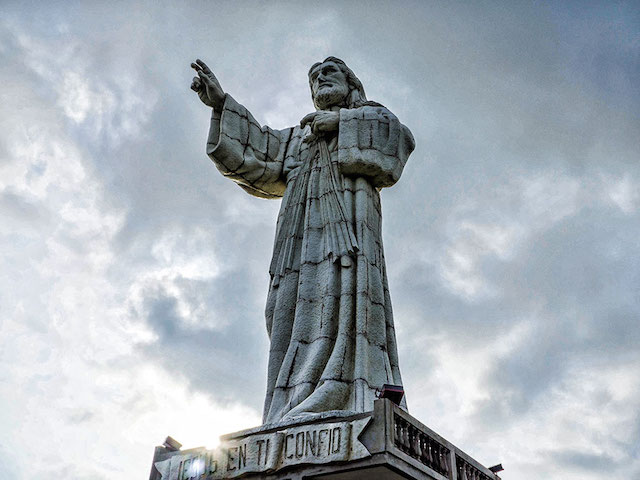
{"left": 359, "top": 100, "right": 386, "bottom": 109}
{"left": 342, "top": 102, "right": 402, "bottom": 123}
{"left": 349, "top": 101, "right": 399, "bottom": 119}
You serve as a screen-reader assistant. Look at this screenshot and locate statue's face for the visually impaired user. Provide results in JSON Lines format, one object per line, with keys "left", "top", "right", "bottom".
{"left": 310, "top": 61, "right": 349, "bottom": 109}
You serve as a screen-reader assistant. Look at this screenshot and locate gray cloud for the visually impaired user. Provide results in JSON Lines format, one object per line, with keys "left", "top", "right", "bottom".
{"left": 1, "top": 1, "right": 638, "bottom": 479}
{"left": 548, "top": 449, "right": 616, "bottom": 473}
{"left": 140, "top": 269, "right": 270, "bottom": 406}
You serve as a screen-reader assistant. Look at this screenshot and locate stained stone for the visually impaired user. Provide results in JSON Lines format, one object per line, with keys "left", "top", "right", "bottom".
{"left": 190, "top": 57, "right": 415, "bottom": 424}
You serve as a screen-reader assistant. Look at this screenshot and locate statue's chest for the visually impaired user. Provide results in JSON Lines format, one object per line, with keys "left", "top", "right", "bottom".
{"left": 283, "top": 130, "right": 338, "bottom": 182}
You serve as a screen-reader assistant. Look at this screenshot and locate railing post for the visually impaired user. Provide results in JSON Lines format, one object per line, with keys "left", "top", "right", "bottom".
{"left": 449, "top": 449, "right": 458, "bottom": 480}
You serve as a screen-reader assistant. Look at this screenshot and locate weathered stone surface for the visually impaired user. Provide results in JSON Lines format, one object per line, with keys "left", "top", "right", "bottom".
{"left": 190, "top": 57, "right": 415, "bottom": 424}
{"left": 153, "top": 417, "right": 371, "bottom": 479}
{"left": 148, "top": 399, "right": 502, "bottom": 480}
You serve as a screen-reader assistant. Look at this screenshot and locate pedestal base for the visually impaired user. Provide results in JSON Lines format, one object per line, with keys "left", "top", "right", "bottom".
{"left": 149, "top": 399, "right": 500, "bottom": 480}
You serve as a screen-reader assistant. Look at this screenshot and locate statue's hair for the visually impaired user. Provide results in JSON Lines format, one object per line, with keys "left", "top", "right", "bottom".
{"left": 308, "top": 56, "right": 382, "bottom": 110}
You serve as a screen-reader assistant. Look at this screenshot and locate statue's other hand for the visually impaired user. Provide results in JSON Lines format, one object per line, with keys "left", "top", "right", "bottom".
{"left": 190, "top": 59, "right": 225, "bottom": 110}
{"left": 300, "top": 111, "right": 339, "bottom": 135}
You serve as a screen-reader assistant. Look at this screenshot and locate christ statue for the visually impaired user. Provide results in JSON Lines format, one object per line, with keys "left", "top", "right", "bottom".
{"left": 190, "top": 57, "right": 415, "bottom": 424}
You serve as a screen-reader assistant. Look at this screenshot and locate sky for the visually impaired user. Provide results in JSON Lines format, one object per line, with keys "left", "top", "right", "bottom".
{"left": 0, "top": 1, "right": 638, "bottom": 479}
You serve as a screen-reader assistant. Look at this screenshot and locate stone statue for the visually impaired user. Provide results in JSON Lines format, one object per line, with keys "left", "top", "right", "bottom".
{"left": 190, "top": 57, "right": 415, "bottom": 424}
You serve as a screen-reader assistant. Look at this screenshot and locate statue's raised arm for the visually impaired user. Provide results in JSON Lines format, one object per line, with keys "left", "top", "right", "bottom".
{"left": 191, "top": 56, "right": 415, "bottom": 424}
{"left": 191, "top": 58, "right": 290, "bottom": 198}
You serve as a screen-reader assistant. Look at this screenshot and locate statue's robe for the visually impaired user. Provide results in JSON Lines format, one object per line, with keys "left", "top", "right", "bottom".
{"left": 207, "top": 94, "right": 415, "bottom": 424}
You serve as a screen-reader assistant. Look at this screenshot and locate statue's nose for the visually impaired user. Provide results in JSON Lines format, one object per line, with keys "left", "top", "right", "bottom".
{"left": 318, "top": 77, "right": 331, "bottom": 87}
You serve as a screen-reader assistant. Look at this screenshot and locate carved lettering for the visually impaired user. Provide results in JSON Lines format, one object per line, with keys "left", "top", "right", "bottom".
{"left": 266, "top": 438, "right": 270, "bottom": 464}
{"left": 331, "top": 427, "right": 341, "bottom": 454}
{"left": 238, "top": 443, "right": 247, "bottom": 469}
{"left": 184, "top": 458, "right": 193, "bottom": 479}
{"left": 318, "top": 429, "right": 329, "bottom": 456}
{"left": 306, "top": 430, "right": 317, "bottom": 456}
{"left": 178, "top": 455, "right": 212, "bottom": 480}
{"left": 295, "top": 432, "right": 305, "bottom": 458}
{"left": 278, "top": 427, "right": 342, "bottom": 459}
{"left": 207, "top": 452, "right": 218, "bottom": 473}
{"left": 226, "top": 447, "right": 237, "bottom": 471}
{"left": 177, "top": 460, "right": 184, "bottom": 480}
{"left": 284, "top": 433, "right": 294, "bottom": 459}
{"left": 155, "top": 419, "right": 368, "bottom": 479}
{"left": 256, "top": 439, "right": 265, "bottom": 465}
{"left": 181, "top": 458, "right": 190, "bottom": 480}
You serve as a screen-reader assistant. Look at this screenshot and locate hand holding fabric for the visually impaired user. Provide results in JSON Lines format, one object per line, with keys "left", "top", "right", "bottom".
{"left": 300, "top": 111, "right": 340, "bottom": 135}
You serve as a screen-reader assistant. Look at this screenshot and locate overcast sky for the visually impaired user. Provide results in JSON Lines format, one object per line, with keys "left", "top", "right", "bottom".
{"left": 1, "top": 1, "right": 638, "bottom": 479}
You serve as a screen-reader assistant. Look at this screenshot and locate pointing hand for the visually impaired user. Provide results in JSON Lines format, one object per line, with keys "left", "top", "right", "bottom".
{"left": 190, "top": 59, "right": 225, "bottom": 110}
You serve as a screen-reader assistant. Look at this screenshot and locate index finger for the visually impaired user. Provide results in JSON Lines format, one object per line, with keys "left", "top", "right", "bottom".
{"left": 195, "top": 59, "right": 212, "bottom": 74}
{"left": 300, "top": 112, "right": 318, "bottom": 128}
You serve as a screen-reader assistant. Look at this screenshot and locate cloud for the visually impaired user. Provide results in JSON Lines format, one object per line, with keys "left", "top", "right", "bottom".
{"left": 0, "top": 2, "right": 638, "bottom": 480}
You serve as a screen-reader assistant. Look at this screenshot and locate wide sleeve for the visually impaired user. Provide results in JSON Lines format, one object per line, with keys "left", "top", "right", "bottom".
{"left": 337, "top": 105, "right": 415, "bottom": 188}
{"left": 207, "top": 94, "right": 292, "bottom": 199}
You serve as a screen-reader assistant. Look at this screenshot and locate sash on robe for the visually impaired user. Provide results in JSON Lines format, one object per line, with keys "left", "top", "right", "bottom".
{"left": 269, "top": 136, "right": 359, "bottom": 286}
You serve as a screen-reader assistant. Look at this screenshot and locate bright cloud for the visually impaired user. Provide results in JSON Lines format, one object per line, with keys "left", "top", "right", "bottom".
{"left": 1, "top": 2, "right": 638, "bottom": 480}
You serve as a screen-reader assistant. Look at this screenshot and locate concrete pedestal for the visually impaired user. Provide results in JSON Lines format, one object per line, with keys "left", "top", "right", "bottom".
{"left": 149, "top": 400, "right": 500, "bottom": 480}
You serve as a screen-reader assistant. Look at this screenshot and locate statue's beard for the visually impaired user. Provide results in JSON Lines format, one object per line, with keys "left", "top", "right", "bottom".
{"left": 314, "top": 85, "right": 349, "bottom": 110}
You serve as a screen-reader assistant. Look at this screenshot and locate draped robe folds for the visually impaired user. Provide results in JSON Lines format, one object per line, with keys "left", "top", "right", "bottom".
{"left": 206, "top": 94, "right": 415, "bottom": 424}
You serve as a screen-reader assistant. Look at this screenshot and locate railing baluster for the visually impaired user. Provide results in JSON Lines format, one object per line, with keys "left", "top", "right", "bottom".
{"left": 456, "top": 454, "right": 493, "bottom": 480}
{"left": 390, "top": 410, "right": 501, "bottom": 480}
